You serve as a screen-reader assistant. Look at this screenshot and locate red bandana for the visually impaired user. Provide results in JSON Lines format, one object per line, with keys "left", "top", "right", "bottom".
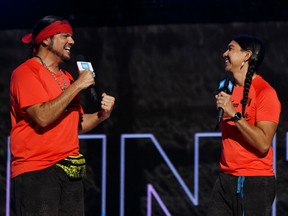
{"left": 22, "top": 20, "right": 73, "bottom": 45}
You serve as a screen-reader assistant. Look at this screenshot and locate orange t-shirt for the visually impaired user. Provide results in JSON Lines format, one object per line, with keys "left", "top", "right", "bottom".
{"left": 10, "top": 58, "right": 83, "bottom": 178}
{"left": 220, "top": 75, "right": 281, "bottom": 176}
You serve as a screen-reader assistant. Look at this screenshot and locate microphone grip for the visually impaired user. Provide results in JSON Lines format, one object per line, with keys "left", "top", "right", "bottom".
{"left": 76, "top": 54, "right": 97, "bottom": 102}
{"left": 90, "top": 86, "right": 97, "bottom": 102}
{"left": 215, "top": 108, "right": 224, "bottom": 130}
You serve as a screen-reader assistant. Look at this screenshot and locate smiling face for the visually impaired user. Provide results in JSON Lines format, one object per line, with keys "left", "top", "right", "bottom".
{"left": 46, "top": 33, "right": 75, "bottom": 62}
{"left": 223, "top": 40, "right": 248, "bottom": 73}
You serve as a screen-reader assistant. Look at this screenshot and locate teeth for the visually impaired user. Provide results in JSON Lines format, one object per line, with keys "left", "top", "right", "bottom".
{"left": 64, "top": 48, "right": 71, "bottom": 54}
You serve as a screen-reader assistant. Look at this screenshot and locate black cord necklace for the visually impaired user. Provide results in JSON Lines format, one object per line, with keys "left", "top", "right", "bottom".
{"left": 35, "top": 55, "right": 67, "bottom": 92}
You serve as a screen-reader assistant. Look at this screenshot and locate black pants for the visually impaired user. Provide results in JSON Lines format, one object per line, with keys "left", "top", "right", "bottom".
{"left": 206, "top": 173, "right": 276, "bottom": 216}
{"left": 11, "top": 165, "right": 84, "bottom": 216}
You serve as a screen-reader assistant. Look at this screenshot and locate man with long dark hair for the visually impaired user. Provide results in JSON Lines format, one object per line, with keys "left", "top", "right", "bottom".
{"left": 10, "top": 15, "right": 115, "bottom": 215}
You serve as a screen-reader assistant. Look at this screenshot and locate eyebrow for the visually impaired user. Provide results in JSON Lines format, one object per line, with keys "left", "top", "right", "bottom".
{"left": 228, "top": 44, "right": 236, "bottom": 48}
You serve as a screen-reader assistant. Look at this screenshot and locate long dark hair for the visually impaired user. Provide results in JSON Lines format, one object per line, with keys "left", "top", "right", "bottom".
{"left": 233, "top": 35, "right": 265, "bottom": 116}
{"left": 28, "top": 15, "right": 65, "bottom": 57}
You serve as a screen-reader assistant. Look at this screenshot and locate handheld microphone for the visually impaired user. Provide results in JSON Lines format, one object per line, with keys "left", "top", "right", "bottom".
{"left": 76, "top": 54, "right": 97, "bottom": 102}
{"left": 215, "top": 72, "right": 235, "bottom": 130}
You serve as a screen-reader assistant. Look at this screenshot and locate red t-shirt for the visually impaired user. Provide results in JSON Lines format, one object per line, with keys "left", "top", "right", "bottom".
{"left": 10, "top": 58, "right": 83, "bottom": 178}
{"left": 220, "top": 75, "right": 281, "bottom": 176}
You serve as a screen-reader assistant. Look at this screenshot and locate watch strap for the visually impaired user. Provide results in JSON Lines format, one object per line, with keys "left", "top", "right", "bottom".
{"left": 225, "top": 112, "right": 242, "bottom": 122}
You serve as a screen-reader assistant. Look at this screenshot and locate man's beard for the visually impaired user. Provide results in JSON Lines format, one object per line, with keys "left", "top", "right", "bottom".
{"left": 47, "top": 43, "right": 70, "bottom": 62}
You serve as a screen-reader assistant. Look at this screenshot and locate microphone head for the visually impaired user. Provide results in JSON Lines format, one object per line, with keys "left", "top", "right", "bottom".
{"left": 217, "top": 72, "right": 235, "bottom": 95}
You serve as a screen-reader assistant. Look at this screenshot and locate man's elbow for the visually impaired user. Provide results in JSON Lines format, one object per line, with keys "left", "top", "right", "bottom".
{"left": 258, "top": 144, "right": 271, "bottom": 156}
{"left": 33, "top": 116, "right": 52, "bottom": 128}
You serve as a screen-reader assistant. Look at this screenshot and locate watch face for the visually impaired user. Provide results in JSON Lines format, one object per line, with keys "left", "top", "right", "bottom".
{"left": 235, "top": 112, "right": 242, "bottom": 120}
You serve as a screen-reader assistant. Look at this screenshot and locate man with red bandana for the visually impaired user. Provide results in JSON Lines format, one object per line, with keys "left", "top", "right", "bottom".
{"left": 10, "top": 15, "right": 115, "bottom": 215}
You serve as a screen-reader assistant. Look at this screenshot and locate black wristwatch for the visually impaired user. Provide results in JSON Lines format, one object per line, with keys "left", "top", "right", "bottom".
{"left": 231, "top": 112, "right": 242, "bottom": 122}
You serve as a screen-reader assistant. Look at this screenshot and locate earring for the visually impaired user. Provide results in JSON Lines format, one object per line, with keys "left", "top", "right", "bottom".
{"left": 240, "top": 61, "right": 245, "bottom": 69}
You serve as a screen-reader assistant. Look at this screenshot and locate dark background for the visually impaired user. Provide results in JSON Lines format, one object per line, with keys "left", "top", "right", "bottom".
{"left": 1, "top": 1, "right": 288, "bottom": 216}
{"left": 1, "top": 0, "right": 288, "bottom": 30}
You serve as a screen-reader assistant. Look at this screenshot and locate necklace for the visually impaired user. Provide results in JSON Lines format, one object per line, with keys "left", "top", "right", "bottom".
{"left": 35, "top": 55, "right": 67, "bottom": 92}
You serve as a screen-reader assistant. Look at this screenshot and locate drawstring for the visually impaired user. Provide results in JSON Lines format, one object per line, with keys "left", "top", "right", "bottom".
{"left": 237, "top": 176, "right": 245, "bottom": 216}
